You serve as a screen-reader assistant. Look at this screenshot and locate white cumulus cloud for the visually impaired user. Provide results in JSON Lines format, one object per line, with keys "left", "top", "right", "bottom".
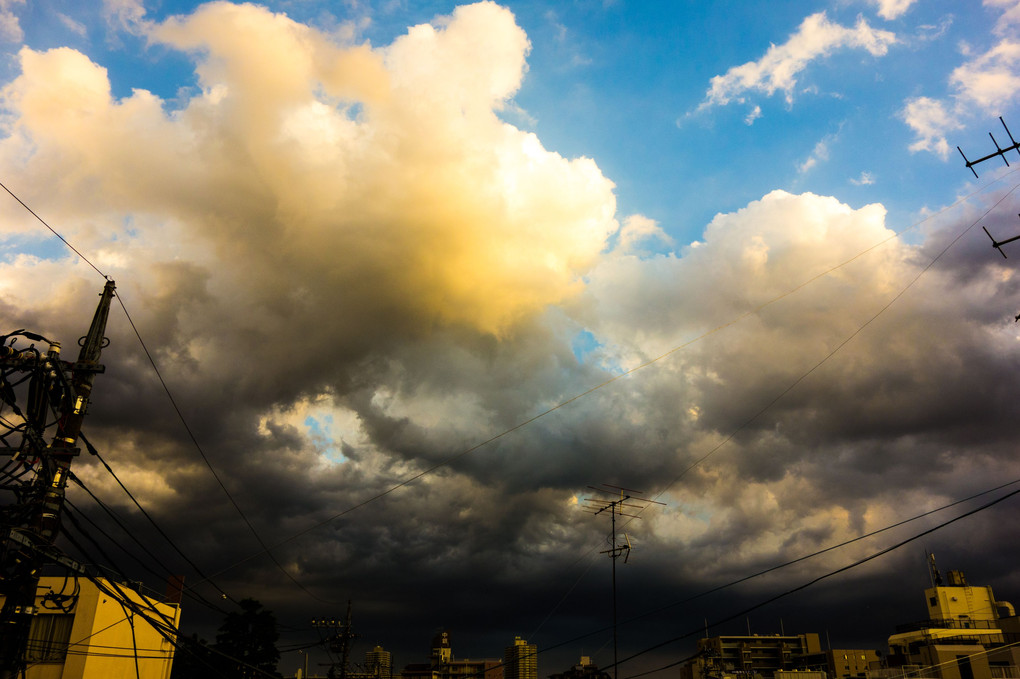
{"left": 902, "top": 2, "right": 1020, "bottom": 157}
{"left": 950, "top": 40, "right": 1020, "bottom": 110}
{"left": 0, "top": 0, "right": 24, "bottom": 43}
{"left": 1, "top": 1, "right": 618, "bottom": 339}
{"left": 985, "top": 0, "right": 1020, "bottom": 36}
{"left": 871, "top": 0, "right": 917, "bottom": 20}
{"left": 697, "top": 12, "right": 896, "bottom": 112}
{"left": 900, "top": 96, "right": 961, "bottom": 157}
{"left": 102, "top": 0, "right": 149, "bottom": 34}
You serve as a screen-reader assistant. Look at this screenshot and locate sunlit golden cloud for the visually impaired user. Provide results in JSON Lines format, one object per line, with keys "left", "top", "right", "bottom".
{"left": 2, "top": 1, "right": 619, "bottom": 339}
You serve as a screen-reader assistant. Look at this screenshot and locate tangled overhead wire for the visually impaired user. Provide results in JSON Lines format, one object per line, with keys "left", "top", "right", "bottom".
{"left": 0, "top": 331, "right": 67, "bottom": 509}
{"left": 39, "top": 573, "right": 80, "bottom": 614}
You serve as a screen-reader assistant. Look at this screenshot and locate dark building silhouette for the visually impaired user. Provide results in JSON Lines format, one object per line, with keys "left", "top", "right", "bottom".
{"left": 547, "top": 657, "right": 610, "bottom": 679}
{"left": 366, "top": 646, "right": 393, "bottom": 679}
{"left": 679, "top": 633, "right": 824, "bottom": 679}
{"left": 401, "top": 630, "right": 500, "bottom": 679}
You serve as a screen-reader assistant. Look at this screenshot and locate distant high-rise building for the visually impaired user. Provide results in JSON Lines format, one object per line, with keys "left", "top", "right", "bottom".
{"left": 366, "top": 645, "right": 392, "bottom": 679}
{"left": 503, "top": 637, "right": 537, "bottom": 679}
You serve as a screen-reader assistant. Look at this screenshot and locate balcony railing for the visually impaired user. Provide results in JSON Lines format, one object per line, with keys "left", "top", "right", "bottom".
{"left": 895, "top": 619, "right": 1001, "bottom": 633}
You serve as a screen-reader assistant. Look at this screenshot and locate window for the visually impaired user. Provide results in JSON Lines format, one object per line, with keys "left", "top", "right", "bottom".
{"left": 26, "top": 614, "right": 73, "bottom": 663}
{"left": 957, "top": 655, "right": 975, "bottom": 679}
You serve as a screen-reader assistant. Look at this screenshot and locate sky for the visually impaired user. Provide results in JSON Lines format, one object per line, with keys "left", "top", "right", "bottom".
{"left": 2, "top": 0, "right": 1020, "bottom": 676}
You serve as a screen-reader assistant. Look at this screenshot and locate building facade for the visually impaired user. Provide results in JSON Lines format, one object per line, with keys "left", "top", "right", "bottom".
{"left": 503, "top": 637, "right": 536, "bottom": 679}
{"left": 1, "top": 575, "right": 181, "bottom": 679}
{"left": 886, "top": 569, "right": 1020, "bottom": 679}
{"left": 401, "top": 630, "right": 501, "bottom": 679}
{"left": 547, "top": 656, "right": 611, "bottom": 679}
{"left": 680, "top": 633, "right": 824, "bottom": 679}
{"left": 366, "top": 645, "right": 393, "bottom": 679}
{"left": 796, "top": 649, "right": 881, "bottom": 679}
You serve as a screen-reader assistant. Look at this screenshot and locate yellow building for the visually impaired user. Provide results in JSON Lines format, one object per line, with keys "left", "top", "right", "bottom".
{"left": 886, "top": 569, "right": 1020, "bottom": 679}
{"left": 797, "top": 648, "right": 882, "bottom": 679}
{"left": 6, "top": 575, "right": 181, "bottom": 679}
{"left": 679, "top": 633, "right": 824, "bottom": 679}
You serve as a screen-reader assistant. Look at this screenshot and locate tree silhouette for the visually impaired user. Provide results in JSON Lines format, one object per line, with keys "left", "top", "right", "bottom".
{"left": 170, "top": 633, "right": 219, "bottom": 679}
{"left": 212, "top": 598, "right": 282, "bottom": 678}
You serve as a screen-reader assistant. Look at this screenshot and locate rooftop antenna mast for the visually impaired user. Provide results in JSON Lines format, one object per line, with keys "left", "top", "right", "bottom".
{"left": 959, "top": 118, "right": 1020, "bottom": 320}
{"left": 583, "top": 484, "right": 663, "bottom": 679}
{"left": 958, "top": 117, "right": 1020, "bottom": 179}
{"left": 981, "top": 217, "right": 1020, "bottom": 259}
{"left": 927, "top": 551, "right": 943, "bottom": 588}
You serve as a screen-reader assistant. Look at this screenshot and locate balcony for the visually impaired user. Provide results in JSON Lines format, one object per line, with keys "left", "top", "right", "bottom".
{"left": 895, "top": 619, "right": 1001, "bottom": 633}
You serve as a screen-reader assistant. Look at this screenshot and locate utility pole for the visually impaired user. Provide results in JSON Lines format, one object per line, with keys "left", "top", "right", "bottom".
{"left": 583, "top": 484, "right": 663, "bottom": 679}
{"left": 0, "top": 280, "right": 116, "bottom": 679}
{"left": 339, "top": 600, "right": 355, "bottom": 679}
{"left": 314, "top": 601, "right": 358, "bottom": 679}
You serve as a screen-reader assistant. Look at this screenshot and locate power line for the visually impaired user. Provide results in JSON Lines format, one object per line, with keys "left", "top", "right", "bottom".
{"left": 0, "top": 180, "right": 108, "bottom": 279}
{"left": 54, "top": 529, "right": 276, "bottom": 679}
{"left": 650, "top": 177, "right": 1020, "bottom": 505}
{"left": 62, "top": 518, "right": 304, "bottom": 679}
{"left": 575, "top": 176, "right": 1020, "bottom": 574}
{"left": 4, "top": 166, "right": 1016, "bottom": 599}
{"left": 112, "top": 292, "right": 344, "bottom": 604}
{"left": 541, "top": 181, "right": 1020, "bottom": 672}
{"left": 64, "top": 490, "right": 230, "bottom": 617}
{"left": 0, "top": 179, "right": 342, "bottom": 605}
{"left": 7, "top": 164, "right": 1020, "bottom": 631}
{"left": 197, "top": 172, "right": 1020, "bottom": 587}
{"left": 522, "top": 476, "right": 1020, "bottom": 669}
{"left": 77, "top": 432, "right": 237, "bottom": 605}
{"left": 64, "top": 495, "right": 175, "bottom": 584}
{"left": 85, "top": 573, "right": 277, "bottom": 679}
{"left": 612, "top": 486, "right": 1020, "bottom": 678}
{"left": 618, "top": 476, "right": 1020, "bottom": 628}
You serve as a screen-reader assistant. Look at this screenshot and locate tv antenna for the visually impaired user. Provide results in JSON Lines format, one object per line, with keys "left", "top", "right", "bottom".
{"left": 959, "top": 119, "right": 1020, "bottom": 321}
{"left": 982, "top": 215, "right": 1020, "bottom": 259}
{"left": 958, "top": 117, "right": 1020, "bottom": 178}
{"left": 582, "top": 484, "right": 664, "bottom": 679}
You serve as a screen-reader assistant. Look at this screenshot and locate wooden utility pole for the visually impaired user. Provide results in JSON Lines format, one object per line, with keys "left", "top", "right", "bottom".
{"left": 0, "top": 280, "right": 116, "bottom": 679}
